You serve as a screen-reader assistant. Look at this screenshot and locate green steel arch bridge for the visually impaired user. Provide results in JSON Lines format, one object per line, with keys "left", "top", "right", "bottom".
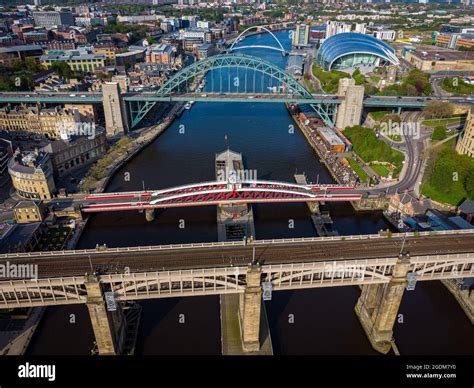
{"left": 127, "top": 53, "right": 336, "bottom": 127}
{"left": 0, "top": 53, "right": 470, "bottom": 129}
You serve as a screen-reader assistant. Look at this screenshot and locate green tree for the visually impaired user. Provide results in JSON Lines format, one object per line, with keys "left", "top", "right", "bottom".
{"left": 352, "top": 69, "right": 365, "bottom": 85}
{"left": 423, "top": 101, "right": 454, "bottom": 119}
{"left": 49, "top": 61, "right": 74, "bottom": 79}
{"left": 430, "top": 155, "right": 458, "bottom": 193}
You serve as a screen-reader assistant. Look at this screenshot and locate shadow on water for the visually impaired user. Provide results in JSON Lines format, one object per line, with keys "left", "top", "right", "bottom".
{"left": 135, "top": 296, "right": 221, "bottom": 355}
{"left": 26, "top": 305, "right": 94, "bottom": 356}
{"left": 266, "top": 288, "right": 379, "bottom": 355}
{"left": 78, "top": 206, "right": 218, "bottom": 248}
{"left": 394, "top": 282, "right": 474, "bottom": 355}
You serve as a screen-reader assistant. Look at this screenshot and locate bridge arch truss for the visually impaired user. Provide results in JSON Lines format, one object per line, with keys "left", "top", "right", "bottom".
{"left": 157, "top": 54, "right": 312, "bottom": 98}
{"left": 228, "top": 25, "right": 287, "bottom": 54}
{"left": 0, "top": 253, "right": 472, "bottom": 309}
{"left": 129, "top": 54, "right": 314, "bottom": 128}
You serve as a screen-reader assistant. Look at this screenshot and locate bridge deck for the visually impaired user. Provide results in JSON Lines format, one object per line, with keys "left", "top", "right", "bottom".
{"left": 1, "top": 232, "right": 472, "bottom": 279}
{"left": 0, "top": 92, "right": 458, "bottom": 108}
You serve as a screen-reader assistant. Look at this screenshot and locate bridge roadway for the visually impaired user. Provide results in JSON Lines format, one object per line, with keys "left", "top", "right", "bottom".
{"left": 0, "top": 91, "right": 472, "bottom": 108}
{"left": 1, "top": 231, "right": 473, "bottom": 279}
{"left": 81, "top": 182, "right": 361, "bottom": 212}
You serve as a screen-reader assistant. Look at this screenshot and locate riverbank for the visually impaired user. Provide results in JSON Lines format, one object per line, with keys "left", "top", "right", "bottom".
{"left": 287, "top": 106, "right": 390, "bottom": 211}
{"left": 0, "top": 308, "right": 45, "bottom": 355}
{"left": 83, "top": 102, "right": 184, "bottom": 194}
{"left": 442, "top": 279, "right": 474, "bottom": 324}
{"left": 287, "top": 105, "right": 345, "bottom": 184}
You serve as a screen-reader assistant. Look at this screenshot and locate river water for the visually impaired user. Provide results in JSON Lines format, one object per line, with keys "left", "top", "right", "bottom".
{"left": 27, "top": 31, "right": 473, "bottom": 355}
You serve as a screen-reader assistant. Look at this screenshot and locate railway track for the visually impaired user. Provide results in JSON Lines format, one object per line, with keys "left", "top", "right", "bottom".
{"left": 0, "top": 233, "right": 472, "bottom": 279}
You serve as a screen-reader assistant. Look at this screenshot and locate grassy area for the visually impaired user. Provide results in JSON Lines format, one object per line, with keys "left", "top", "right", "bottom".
{"left": 441, "top": 77, "right": 474, "bottom": 95}
{"left": 389, "top": 134, "right": 402, "bottom": 142}
{"left": 421, "top": 182, "right": 467, "bottom": 206}
{"left": 370, "top": 163, "right": 391, "bottom": 177}
{"left": 421, "top": 139, "right": 474, "bottom": 205}
{"left": 420, "top": 39, "right": 435, "bottom": 46}
{"left": 347, "top": 158, "right": 370, "bottom": 183}
{"left": 369, "top": 111, "right": 391, "bottom": 121}
{"left": 422, "top": 115, "right": 464, "bottom": 128}
{"left": 431, "top": 126, "right": 447, "bottom": 141}
{"left": 312, "top": 64, "right": 350, "bottom": 93}
{"left": 344, "top": 126, "right": 405, "bottom": 177}
{"left": 370, "top": 75, "right": 381, "bottom": 83}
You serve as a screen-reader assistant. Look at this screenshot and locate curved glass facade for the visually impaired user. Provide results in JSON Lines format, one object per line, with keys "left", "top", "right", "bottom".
{"left": 316, "top": 32, "right": 399, "bottom": 71}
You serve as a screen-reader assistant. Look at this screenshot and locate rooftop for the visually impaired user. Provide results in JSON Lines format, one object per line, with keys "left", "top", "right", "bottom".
{"left": 397, "top": 192, "right": 433, "bottom": 215}
{"left": 411, "top": 48, "right": 474, "bottom": 61}
{"left": 0, "top": 222, "right": 42, "bottom": 254}
{"left": 150, "top": 44, "right": 173, "bottom": 54}
{"left": 317, "top": 127, "right": 345, "bottom": 146}
{"left": 317, "top": 32, "right": 399, "bottom": 70}
{"left": 40, "top": 126, "right": 105, "bottom": 154}
{"left": 0, "top": 44, "right": 43, "bottom": 54}
{"left": 459, "top": 199, "right": 474, "bottom": 215}
{"left": 8, "top": 150, "right": 51, "bottom": 175}
{"left": 14, "top": 200, "right": 41, "bottom": 210}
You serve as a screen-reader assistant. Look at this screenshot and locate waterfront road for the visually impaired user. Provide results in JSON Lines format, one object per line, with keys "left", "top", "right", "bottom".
{"left": 367, "top": 111, "right": 428, "bottom": 196}
{"left": 1, "top": 232, "right": 472, "bottom": 279}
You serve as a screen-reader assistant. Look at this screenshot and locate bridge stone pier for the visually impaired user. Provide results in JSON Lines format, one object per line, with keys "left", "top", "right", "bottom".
{"left": 355, "top": 253, "right": 411, "bottom": 353}
{"left": 239, "top": 263, "right": 263, "bottom": 352}
{"left": 145, "top": 209, "right": 156, "bottom": 222}
{"left": 84, "top": 275, "right": 126, "bottom": 355}
{"left": 102, "top": 82, "right": 130, "bottom": 138}
{"left": 335, "top": 78, "right": 365, "bottom": 130}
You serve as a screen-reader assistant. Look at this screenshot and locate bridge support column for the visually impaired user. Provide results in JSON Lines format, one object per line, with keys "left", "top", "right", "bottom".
{"left": 85, "top": 275, "right": 126, "bottom": 355}
{"left": 102, "top": 82, "right": 129, "bottom": 138}
{"left": 145, "top": 209, "right": 155, "bottom": 222}
{"left": 335, "top": 78, "right": 364, "bottom": 130}
{"left": 239, "top": 263, "right": 262, "bottom": 352}
{"left": 355, "top": 254, "right": 411, "bottom": 354}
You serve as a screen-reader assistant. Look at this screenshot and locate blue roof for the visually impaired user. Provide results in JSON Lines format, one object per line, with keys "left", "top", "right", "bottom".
{"left": 317, "top": 32, "right": 399, "bottom": 70}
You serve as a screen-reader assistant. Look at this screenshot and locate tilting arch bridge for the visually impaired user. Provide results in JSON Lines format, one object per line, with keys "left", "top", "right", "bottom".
{"left": 227, "top": 25, "right": 287, "bottom": 54}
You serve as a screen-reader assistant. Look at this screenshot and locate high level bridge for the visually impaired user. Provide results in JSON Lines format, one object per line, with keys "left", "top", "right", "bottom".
{"left": 0, "top": 230, "right": 473, "bottom": 354}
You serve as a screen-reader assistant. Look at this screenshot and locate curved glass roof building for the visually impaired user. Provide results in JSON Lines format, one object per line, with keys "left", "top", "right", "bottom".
{"left": 316, "top": 32, "right": 399, "bottom": 71}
